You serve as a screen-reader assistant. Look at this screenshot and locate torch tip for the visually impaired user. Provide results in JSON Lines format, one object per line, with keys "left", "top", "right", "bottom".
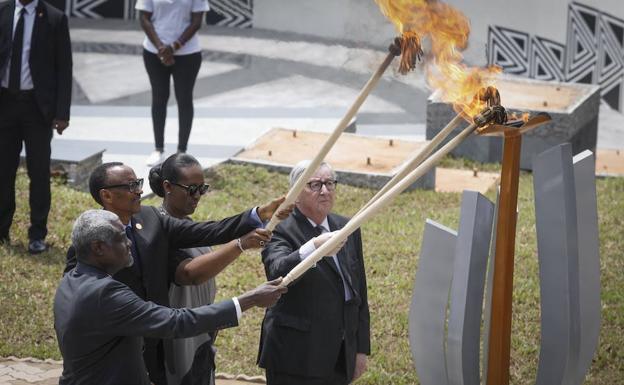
{"left": 473, "top": 105, "right": 508, "bottom": 128}
{"left": 388, "top": 32, "right": 423, "bottom": 75}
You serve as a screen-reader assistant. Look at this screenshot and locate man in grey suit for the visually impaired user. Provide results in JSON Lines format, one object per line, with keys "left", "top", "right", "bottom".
{"left": 54, "top": 209, "right": 286, "bottom": 385}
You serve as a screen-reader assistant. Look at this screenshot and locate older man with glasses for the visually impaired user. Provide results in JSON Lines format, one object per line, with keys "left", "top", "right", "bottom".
{"left": 64, "top": 161, "right": 292, "bottom": 385}
{"left": 258, "top": 160, "right": 371, "bottom": 385}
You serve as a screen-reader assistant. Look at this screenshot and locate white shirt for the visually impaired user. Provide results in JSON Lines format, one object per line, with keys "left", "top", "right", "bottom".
{"left": 1, "top": 0, "right": 38, "bottom": 90}
{"left": 135, "top": 0, "right": 209, "bottom": 56}
{"left": 299, "top": 217, "right": 353, "bottom": 301}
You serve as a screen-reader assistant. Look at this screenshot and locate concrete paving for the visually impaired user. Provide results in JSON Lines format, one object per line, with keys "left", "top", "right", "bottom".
{"left": 0, "top": 358, "right": 265, "bottom": 385}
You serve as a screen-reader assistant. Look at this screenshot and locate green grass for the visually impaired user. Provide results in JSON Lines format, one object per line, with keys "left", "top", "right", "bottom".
{"left": 0, "top": 164, "right": 622, "bottom": 384}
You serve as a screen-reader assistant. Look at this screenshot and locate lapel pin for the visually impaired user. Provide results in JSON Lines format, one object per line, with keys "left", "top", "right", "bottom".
{"left": 38, "top": 12, "right": 43, "bottom": 17}
{"left": 135, "top": 223, "right": 143, "bottom": 230}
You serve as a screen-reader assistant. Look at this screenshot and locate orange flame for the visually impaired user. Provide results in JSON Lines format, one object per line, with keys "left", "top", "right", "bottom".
{"left": 508, "top": 111, "right": 531, "bottom": 122}
{"left": 375, "top": 0, "right": 501, "bottom": 117}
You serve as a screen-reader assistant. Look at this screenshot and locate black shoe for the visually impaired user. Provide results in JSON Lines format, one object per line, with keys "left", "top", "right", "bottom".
{"left": 28, "top": 239, "right": 48, "bottom": 254}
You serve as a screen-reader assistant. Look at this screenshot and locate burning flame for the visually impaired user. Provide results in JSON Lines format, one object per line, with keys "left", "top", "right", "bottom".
{"left": 375, "top": 0, "right": 502, "bottom": 118}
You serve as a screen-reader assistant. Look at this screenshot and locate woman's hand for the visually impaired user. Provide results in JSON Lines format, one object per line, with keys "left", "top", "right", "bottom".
{"left": 240, "top": 228, "right": 272, "bottom": 250}
{"left": 257, "top": 196, "right": 294, "bottom": 221}
{"left": 158, "top": 45, "right": 175, "bottom": 66}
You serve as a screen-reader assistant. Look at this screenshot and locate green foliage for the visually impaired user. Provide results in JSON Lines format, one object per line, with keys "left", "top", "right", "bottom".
{"left": 1, "top": 165, "right": 622, "bottom": 384}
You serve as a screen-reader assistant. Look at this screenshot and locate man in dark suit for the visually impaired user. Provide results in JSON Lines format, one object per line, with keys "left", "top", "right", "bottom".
{"left": 258, "top": 161, "right": 371, "bottom": 385}
{"left": 64, "top": 161, "right": 291, "bottom": 385}
{"left": 0, "top": 0, "right": 72, "bottom": 253}
{"left": 55, "top": 209, "right": 286, "bottom": 385}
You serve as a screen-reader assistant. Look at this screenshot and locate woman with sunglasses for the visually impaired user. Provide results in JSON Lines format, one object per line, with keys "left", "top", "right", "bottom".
{"left": 148, "top": 153, "right": 268, "bottom": 385}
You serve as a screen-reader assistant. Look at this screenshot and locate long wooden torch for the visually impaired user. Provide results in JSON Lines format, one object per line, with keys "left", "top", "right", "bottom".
{"left": 264, "top": 35, "right": 422, "bottom": 232}
{"left": 280, "top": 106, "right": 504, "bottom": 287}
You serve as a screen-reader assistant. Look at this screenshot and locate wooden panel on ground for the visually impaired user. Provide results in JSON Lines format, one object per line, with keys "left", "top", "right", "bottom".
{"left": 595, "top": 148, "right": 624, "bottom": 176}
{"left": 435, "top": 168, "right": 499, "bottom": 194}
{"left": 231, "top": 128, "right": 435, "bottom": 190}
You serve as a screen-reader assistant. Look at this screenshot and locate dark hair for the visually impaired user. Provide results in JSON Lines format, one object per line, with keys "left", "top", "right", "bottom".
{"left": 148, "top": 153, "right": 201, "bottom": 197}
{"left": 89, "top": 162, "right": 124, "bottom": 205}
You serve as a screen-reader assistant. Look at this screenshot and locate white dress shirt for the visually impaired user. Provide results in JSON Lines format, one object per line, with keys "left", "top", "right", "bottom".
{"left": 135, "top": 0, "right": 209, "bottom": 56}
{"left": 1, "top": 0, "right": 38, "bottom": 90}
{"left": 299, "top": 217, "right": 352, "bottom": 301}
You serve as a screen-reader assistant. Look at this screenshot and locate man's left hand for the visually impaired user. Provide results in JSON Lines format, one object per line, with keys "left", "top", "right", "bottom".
{"left": 352, "top": 353, "right": 368, "bottom": 382}
{"left": 53, "top": 119, "right": 69, "bottom": 135}
{"left": 257, "top": 196, "right": 294, "bottom": 222}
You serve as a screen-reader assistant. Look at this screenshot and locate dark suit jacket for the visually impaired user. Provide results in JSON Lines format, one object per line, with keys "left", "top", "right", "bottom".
{"left": 65, "top": 205, "right": 256, "bottom": 307}
{"left": 54, "top": 262, "right": 238, "bottom": 385}
{"left": 0, "top": 0, "right": 72, "bottom": 122}
{"left": 258, "top": 208, "right": 370, "bottom": 380}
{"left": 65, "top": 205, "right": 256, "bottom": 384}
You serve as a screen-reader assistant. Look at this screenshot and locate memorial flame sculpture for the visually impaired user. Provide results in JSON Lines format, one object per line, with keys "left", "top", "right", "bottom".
{"left": 408, "top": 142, "right": 600, "bottom": 385}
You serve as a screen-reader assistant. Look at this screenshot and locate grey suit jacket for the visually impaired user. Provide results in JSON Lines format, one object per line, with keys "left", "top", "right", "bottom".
{"left": 54, "top": 262, "right": 238, "bottom": 385}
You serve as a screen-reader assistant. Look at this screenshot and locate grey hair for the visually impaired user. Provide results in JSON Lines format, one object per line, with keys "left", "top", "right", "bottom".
{"left": 71, "top": 210, "right": 121, "bottom": 261}
{"left": 289, "top": 160, "right": 336, "bottom": 188}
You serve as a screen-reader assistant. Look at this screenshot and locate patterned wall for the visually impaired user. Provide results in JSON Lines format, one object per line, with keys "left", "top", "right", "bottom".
{"left": 205, "top": 0, "right": 252, "bottom": 28}
{"left": 488, "top": 2, "right": 624, "bottom": 111}
{"left": 48, "top": 0, "right": 253, "bottom": 28}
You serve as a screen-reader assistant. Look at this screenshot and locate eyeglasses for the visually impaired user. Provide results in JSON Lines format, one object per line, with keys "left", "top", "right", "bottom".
{"left": 170, "top": 182, "right": 210, "bottom": 196}
{"left": 101, "top": 178, "right": 144, "bottom": 193}
{"left": 306, "top": 179, "right": 337, "bottom": 192}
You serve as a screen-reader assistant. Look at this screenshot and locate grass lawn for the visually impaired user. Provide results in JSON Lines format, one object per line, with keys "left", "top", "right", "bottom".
{"left": 0, "top": 163, "right": 622, "bottom": 384}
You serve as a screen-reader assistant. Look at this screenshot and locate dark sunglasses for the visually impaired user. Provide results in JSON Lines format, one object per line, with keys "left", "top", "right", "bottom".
{"left": 306, "top": 179, "right": 337, "bottom": 192}
{"left": 101, "top": 178, "right": 144, "bottom": 193}
{"left": 170, "top": 181, "right": 210, "bottom": 196}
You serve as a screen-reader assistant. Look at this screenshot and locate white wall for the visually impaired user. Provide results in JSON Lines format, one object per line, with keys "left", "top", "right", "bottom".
{"left": 254, "top": 0, "right": 396, "bottom": 46}
{"left": 254, "top": 1, "right": 623, "bottom": 62}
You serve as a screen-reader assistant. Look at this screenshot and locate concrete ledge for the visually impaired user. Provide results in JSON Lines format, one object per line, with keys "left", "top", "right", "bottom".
{"left": 426, "top": 75, "right": 601, "bottom": 170}
{"left": 21, "top": 141, "right": 105, "bottom": 191}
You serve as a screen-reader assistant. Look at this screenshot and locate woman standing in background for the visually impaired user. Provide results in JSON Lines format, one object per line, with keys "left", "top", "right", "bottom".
{"left": 136, "top": 0, "right": 209, "bottom": 166}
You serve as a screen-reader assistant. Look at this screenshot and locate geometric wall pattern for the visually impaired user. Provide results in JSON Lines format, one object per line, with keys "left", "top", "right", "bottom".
{"left": 48, "top": 0, "right": 253, "bottom": 28}
{"left": 488, "top": 2, "right": 624, "bottom": 111}
{"left": 48, "top": 0, "right": 136, "bottom": 19}
{"left": 205, "top": 0, "right": 253, "bottom": 28}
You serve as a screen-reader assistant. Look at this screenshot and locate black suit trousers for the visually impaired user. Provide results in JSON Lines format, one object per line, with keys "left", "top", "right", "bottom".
{"left": 266, "top": 341, "right": 348, "bottom": 385}
{"left": 0, "top": 90, "right": 52, "bottom": 241}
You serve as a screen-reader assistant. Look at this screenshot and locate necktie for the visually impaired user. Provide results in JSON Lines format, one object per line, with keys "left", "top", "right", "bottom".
{"left": 316, "top": 224, "right": 353, "bottom": 301}
{"left": 125, "top": 225, "right": 142, "bottom": 273}
{"left": 8, "top": 9, "right": 25, "bottom": 92}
